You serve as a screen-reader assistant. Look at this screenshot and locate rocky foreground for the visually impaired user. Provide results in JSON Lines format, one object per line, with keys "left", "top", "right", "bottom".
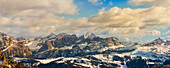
{"left": 0, "top": 50, "right": 37, "bottom": 68}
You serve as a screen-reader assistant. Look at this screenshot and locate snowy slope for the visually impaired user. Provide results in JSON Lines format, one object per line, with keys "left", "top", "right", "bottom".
{"left": 28, "top": 40, "right": 42, "bottom": 51}
{"left": 1, "top": 44, "right": 14, "bottom": 52}
{"left": 133, "top": 44, "right": 170, "bottom": 55}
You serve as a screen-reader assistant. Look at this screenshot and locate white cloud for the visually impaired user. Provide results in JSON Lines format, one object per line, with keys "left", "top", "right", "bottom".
{"left": 0, "top": 17, "right": 93, "bottom": 37}
{"left": 88, "top": 0, "right": 98, "bottom": 3}
{"left": 0, "top": 13, "right": 65, "bottom": 27}
{"left": 88, "top": 6, "right": 170, "bottom": 36}
{"left": 88, "top": 0, "right": 103, "bottom": 5}
{"left": 0, "top": 6, "right": 169, "bottom": 38}
{"left": 145, "top": 30, "right": 161, "bottom": 36}
{"left": 0, "top": 0, "right": 169, "bottom": 40}
{"left": 0, "top": 0, "right": 78, "bottom": 16}
{"left": 129, "top": 0, "right": 170, "bottom": 6}
{"left": 0, "top": 0, "right": 79, "bottom": 37}
{"left": 121, "top": 38, "right": 130, "bottom": 42}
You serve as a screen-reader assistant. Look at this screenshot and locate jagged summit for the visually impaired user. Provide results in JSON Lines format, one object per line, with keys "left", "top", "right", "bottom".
{"left": 154, "top": 38, "right": 164, "bottom": 43}
{"left": 46, "top": 33, "right": 56, "bottom": 38}
{"left": 57, "top": 33, "right": 68, "bottom": 37}
{"left": 0, "top": 32, "right": 13, "bottom": 38}
{"left": 47, "top": 33, "right": 55, "bottom": 36}
{"left": 144, "top": 38, "right": 164, "bottom": 46}
{"left": 83, "top": 32, "right": 96, "bottom": 39}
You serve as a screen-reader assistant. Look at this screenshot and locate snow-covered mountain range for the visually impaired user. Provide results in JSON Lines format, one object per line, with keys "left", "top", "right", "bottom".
{"left": 0, "top": 32, "right": 169, "bottom": 68}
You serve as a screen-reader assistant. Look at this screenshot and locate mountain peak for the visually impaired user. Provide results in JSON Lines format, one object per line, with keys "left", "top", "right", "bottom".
{"left": 46, "top": 33, "right": 56, "bottom": 38}
{"left": 84, "top": 32, "right": 96, "bottom": 39}
{"left": 48, "top": 33, "right": 55, "bottom": 36}
{"left": 144, "top": 38, "right": 164, "bottom": 46}
{"left": 57, "top": 33, "right": 68, "bottom": 37}
{"left": 154, "top": 38, "right": 164, "bottom": 43}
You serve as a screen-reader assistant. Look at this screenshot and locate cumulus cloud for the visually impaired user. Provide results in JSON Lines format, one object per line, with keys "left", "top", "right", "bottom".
{"left": 88, "top": 6, "right": 170, "bottom": 36}
{"left": 88, "top": 0, "right": 98, "bottom": 3}
{"left": 0, "top": 0, "right": 78, "bottom": 16}
{"left": 129, "top": 0, "right": 170, "bottom": 6}
{"left": 0, "top": 0, "right": 79, "bottom": 37}
{"left": 0, "top": 13, "right": 65, "bottom": 27}
{"left": 89, "top": 7, "right": 170, "bottom": 27}
{"left": 88, "top": 0, "right": 103, "bottom": 5}
{"left": 0, "top": 0, "right": 78, "bottom": 28}
{"left": 145, "top": 30, "right": 161, "bottom": 36}
{"left": 0, "top": 6, "right": 169, "bottom": 38}
{"left": 0, "top": 16, "right": 93, "bottom": 37}
{"left": 121, "top": 38, "right": 130, "bottom": 42}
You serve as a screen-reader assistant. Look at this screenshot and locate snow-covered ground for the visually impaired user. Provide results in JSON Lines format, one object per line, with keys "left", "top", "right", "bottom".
{"left": 60, "top": 45, "right": 73, "bottom": 50}
{"left": 78, "top": 43, "right": 88, "bottom": 49}
{"left": 133, "top": 44, "right": 170, "bottom": 55}
{"left": 25, "top": 41, "right": 33, "bottom": 46}
{"left": 2, "top": 44, "right": 14, "bottom": 52}
{"left": 28, "top": 40, "right": 42, "bottom": 51}
{"left": 11, "top": 41, "right": 170, "bottom": 68}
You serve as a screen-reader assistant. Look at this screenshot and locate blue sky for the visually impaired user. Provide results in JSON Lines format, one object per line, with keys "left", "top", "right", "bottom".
{"left": 60, "top": 0, "right": 152, "bottom": 19}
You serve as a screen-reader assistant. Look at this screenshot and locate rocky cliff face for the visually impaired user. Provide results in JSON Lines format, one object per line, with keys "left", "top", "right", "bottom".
{"left": 0, "top": 32, "right": 32, "bottom": 58}
{"left": 2, "top": 42, "right": 32, "bottom": 58}
{"left": 53, "top": 34, "right": 77, "bottom": 48}
{"left": 0, "top": 32, "right": 13, "bottom": 47}
{"left": 104, "top": 37, "right": 121, "bottom": 46}
{"left": 0, "top": 50, "right": 36, "bottom": 68}
{"left": 0, "top": 32, "right": 169, "bottom": 68}
{"left": 32, "top": 32, "right": 124, "bottom": 58}
{"left": 0, "top": 32, "right": 123, "bottom": 58}
{"left": 38, "top": 40, "right": 54, "bottom": 52}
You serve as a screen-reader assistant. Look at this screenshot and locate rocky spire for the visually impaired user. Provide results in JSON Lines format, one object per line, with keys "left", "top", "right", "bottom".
{"left": 81, "top": 32, "right": 96, "bottom": 39}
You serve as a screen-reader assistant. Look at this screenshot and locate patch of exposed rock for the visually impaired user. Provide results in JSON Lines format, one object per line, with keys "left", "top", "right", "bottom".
{"left": 0, "top": 50, "right": 37, "bottom": 68}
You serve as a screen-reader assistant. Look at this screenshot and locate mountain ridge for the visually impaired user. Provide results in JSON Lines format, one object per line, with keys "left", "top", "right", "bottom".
{"left": 0, "top": 32, "right": 169, "bottom": 68}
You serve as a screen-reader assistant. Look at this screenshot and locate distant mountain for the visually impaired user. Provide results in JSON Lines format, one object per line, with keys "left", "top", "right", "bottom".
{"left": 0, "top": 32, "right": 169, "bottom": 68}
{"left": 31, "top": 32, "right": 124, "bottom": 58}
{"left": 82, "top": 32, "right": 96, "bottom": 39}
{"left": 46, "top": 33, "right": 56, "bottom": 39}
{"left": 143, "top": 38, "right": 169, "bottom": 46}
{"left": 143, "top": 38, "right": 164, "bottom": 46}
